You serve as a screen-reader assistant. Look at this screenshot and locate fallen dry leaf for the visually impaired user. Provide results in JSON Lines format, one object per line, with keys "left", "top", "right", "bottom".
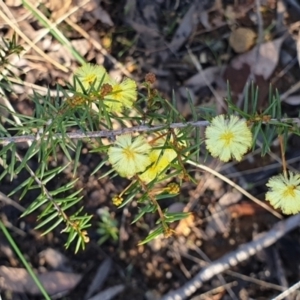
{"left": 228, "top": 202, "right": 266, "bottom": 218}
{"left": 4, "top": 0, "right": 22, "bottom": 7}
{"left": 39, "top": 248, "right": 71, "bottom": 272}
{"left": 223, "top": 36, "right": 287, "bottom": 105}
{"left": 297, "top": 30, "right": 300, "bottom": 69}
{"left": 71, "top": 39, "right": 91, "bottom": 57}
{"left": 42, "top": 0, "right": 72, "bottom": 20}
{"left": 84, "top": 258, "right": 112, "bottom": 300}
{"left": 167, "top": 202, "right": 195, "bottom": 237}
{"left": 168, "top": 1, "right": 210, "bottom": 54}
{"left": 87, "top": 284, "right": 125, "bottom": 300}
{"left": 175, "top": 214, "right": 195, "bottom": 237}
{"left": 229, "top": 27, "right": 257, "bottom": 53}
{"left": 127, "top": 1, "right": 163, "bottom": 51}
{"left": 184, "top": 66, "right": 224, "bottom": 92}
{"left": 282, "top": 95, "right": 300, "bottom": 105}
{"left": 230, "top": 36, "right": 285, "bottom": 80}
{"left": 91, "top": 5, "right": 114, "bottom": 26}
{"left": 0, "top": 266, "right": 82, "bottom": 295}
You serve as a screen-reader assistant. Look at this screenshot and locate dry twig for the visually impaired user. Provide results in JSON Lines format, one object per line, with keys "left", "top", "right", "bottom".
{"left": 162, "top": 214, "right": 300, "bottom": 300}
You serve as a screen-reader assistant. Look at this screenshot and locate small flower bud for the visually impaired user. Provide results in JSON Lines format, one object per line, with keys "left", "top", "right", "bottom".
{"left": 112, "top": 195, "right": 124, "bottom": 206}
{"left": 145, "top": 73, "right": 156, "bottom": 84}
{"left": 100, "top": 83, "right": 113, "bottom": 97}
{"left": 165, "top": 183, "right": 180, "bottom": 195}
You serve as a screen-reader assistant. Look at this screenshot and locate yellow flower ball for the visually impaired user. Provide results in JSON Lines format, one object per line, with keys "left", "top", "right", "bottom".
{"left": 103, "top": 78, "right": 137, "bottom": 112}
{"left": 74, "top": 63, "right": 109, "bottom": 91}
{"left": 139, "top": 136, "right": 177, "bottom": 184}
{"left": 108, "top": 135, "right": 151, "bottom": 178}
{"left": 266, "top": 171, "right": 300, "bottom": 215}
{"left": 205, "top": 115, "right": 252, "bottom": 162}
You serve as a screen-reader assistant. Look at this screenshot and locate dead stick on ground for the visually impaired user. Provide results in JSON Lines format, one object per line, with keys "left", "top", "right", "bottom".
{"left": 161, "top": 214, "right": 300, "bottom": 300}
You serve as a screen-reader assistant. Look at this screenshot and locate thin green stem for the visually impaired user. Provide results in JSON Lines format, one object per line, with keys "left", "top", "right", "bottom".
{"left": 0, "top": 220, "right": 51, "bottom": 300}
{"left": 22, "top": 0, "right": 85, "bottom": 65}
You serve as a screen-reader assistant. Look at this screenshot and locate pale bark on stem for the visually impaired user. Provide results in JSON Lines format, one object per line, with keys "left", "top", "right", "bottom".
{"left": 1, "top": 117, "right": 300, "bottom": 145}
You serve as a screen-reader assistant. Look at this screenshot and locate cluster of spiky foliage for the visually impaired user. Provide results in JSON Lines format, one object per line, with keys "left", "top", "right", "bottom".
{"left": 0, "top": 57, "right": 300, "bottom": 252}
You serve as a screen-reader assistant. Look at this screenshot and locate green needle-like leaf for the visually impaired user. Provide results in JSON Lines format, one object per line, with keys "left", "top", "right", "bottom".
{"left": 138, "top": 226, "right": 164, "bottom": 245}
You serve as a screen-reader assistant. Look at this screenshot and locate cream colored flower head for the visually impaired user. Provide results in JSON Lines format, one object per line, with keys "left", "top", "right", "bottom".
{"left": 266, "top": 171, "right": 300, "bottom": 215}
{"left": 139, "top": 135, "right": 177, "bottom": 184}
{"left": 108, "top": 134, "right": 151, "bottom": 178}
{"left": 74, "top": 64, "right": 109, "bottom": 91}
{"left": 205, "top": 115, "right": 252, "bottom": 162}
{"left": 103, "top": 78, "right": 137, "bottom": 112}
